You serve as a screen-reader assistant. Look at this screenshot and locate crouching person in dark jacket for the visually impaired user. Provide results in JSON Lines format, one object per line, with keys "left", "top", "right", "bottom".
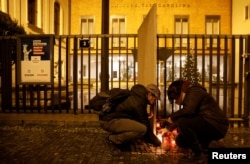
{"left": 100, "top": 84, "right": 161, "bottom": 156}
{"left": 164, "top": 79, "right": 229, "bottom": 163}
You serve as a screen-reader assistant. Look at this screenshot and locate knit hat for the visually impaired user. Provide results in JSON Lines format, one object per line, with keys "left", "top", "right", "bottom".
{"left": 146, "top": 84, "right": 161, "bottom": 99}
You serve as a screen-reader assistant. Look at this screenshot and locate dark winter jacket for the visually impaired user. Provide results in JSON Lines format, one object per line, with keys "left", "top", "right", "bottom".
{"left": 170, "top": 84, "right": 229, "bottom": 138}
{"left": 100, "top": 84, "right": 161, "bottom": 146}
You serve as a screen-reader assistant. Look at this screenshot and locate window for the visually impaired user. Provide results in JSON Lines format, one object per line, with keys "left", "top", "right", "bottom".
{"left": 54, "top": 2, "right": 60, "bottom": 35}
{"left": 80, "top": 16, "right": 95, "bottom": 47}
{"left": 175, "top": 16, "right": 189, "bottom": 47}
{"left": 206, "top": 16, "right": 220, "bottom": 47}
{"left": 81, "top": 17, "right": 94, "bottom": 34}
{"left": 28, "top": 0, "right": 37, "bottom": 25}
{"left": 111, "top": 16, "right": 126, "bottom": 47}
{"left": 245, "top": 5, "right": 250, "bottom": 20}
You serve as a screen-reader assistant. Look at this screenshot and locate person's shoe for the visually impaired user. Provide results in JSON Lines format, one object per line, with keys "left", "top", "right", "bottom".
{"left": 179, "top": 152, "right": 207, "bottom": 164}
{"left": 104, "top": 136, "right": 122, "bottom": 156}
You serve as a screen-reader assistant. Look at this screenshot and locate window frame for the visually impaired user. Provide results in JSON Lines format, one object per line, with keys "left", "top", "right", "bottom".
{"left": 205, "top": 15, "right": 221, "bottom": 48}
{"left": 174, "top": 15, "right": 189, "bottom": 48}
{"left": 110, "top": 15, "right": 126, "bottom": 48}
{"left": 80, "top": 16, "right": 95, "bottom": 48}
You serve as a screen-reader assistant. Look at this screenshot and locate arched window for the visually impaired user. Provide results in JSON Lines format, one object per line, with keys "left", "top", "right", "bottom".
{"left": 54, "top": 2, "right": 60, "bottom": 35}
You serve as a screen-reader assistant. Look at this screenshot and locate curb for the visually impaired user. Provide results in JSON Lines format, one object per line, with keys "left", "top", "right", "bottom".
{"left": 0, "top": 113, "right": 100, "bottom": 127}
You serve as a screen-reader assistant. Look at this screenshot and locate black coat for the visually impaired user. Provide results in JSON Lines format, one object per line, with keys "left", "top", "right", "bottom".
{"left": 170, "top": 84, "right": 229, "bottom": 138}
{"left": 100, "top": 84, "right": 161, "bottom": 146}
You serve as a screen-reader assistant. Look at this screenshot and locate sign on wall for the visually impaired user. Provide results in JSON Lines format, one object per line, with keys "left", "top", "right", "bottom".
{"left": 79, "top": 39, "right": 90, "bottom": 48}
{"left": 17, "top": 35, "right": 54, "bottom": 84}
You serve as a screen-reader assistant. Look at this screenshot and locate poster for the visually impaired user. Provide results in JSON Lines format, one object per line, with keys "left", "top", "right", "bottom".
{"left": 17, "top": 35, "right": 54, "bottom": 84}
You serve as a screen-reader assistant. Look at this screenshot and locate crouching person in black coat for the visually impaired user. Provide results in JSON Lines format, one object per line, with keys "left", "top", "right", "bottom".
{"left": 163, "top": 79, "right": 229, "bottom": 163}
{"left": 100, "top": 84, "right": 161, "bottom": 156}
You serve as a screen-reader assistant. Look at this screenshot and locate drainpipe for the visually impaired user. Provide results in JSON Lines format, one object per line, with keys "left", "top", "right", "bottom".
{"left": 101, "top": 0, "right": 109, "bottom": 92}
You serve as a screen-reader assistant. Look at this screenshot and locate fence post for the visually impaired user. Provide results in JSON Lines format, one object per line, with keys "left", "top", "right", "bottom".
{"left": 101, "top": 0, "right": 109, "bottom": 92}
{"left": 244, "top": 35, "right": 250, "bottom": 127}
{"left": 0, "top": 38, "right": 13, "bottom": 111}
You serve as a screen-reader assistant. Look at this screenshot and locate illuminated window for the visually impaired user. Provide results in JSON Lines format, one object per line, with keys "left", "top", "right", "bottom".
{"left": 111, "top": 16, "right": 126, "bottom": 47}
{"left": 80, "top": 16, "right": 94, "bottom": 47}
{"left": 206, "top": 16, "right": 220, "bottom": 47}
{"left": 175, "top": 16, "right": 189, "bottom": 47}
{"left": 81, "top": 17, "right": 94, "bottom": 34}
{"left": 28, "top": 0, "right": 37, "bottom": 25}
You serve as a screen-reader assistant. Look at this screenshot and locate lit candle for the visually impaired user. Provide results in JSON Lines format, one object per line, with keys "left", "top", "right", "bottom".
{"left": 171, "top": 138, "right": 176, "bottom": 147}
{"left": 156, "top": 122, "right": 160, "bottom": 128}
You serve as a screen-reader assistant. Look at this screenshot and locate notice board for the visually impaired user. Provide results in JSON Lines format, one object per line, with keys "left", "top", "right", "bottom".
{"left": 17, "top": 35, "right": 54, "bottom": 84}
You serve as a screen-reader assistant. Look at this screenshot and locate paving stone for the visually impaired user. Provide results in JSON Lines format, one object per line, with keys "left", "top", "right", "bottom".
{"left": 0, "top": 125, "right": 250, "bottom": 163}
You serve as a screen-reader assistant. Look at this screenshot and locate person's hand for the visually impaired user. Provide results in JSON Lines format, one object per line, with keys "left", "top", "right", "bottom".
{"left": 167, "top": 117, "right": 173, "bottom": 124}
{"left": 148, "top": 111, "right": 153, "bottom": 119}
{"left": 162, "top": 118, "right": 176, "bottom": 132}
{"left": 157, "top": 128, "right": 169, "bottom": 134}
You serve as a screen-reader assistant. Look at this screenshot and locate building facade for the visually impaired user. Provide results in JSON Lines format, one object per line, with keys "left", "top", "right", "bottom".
{"left": 0, "top": 0, "right": 70, "bottom": 35}
{"left": 71, "top": 0, "right": 231, "bottom": 35}
{"left": 70, "top": 0, "right": 233, "bottom": 82}
{"left": 0, "top": 0, "right": 234, "bottom": 83}
{"left": 232, "top": 0, "right": 250, "bottom": 34}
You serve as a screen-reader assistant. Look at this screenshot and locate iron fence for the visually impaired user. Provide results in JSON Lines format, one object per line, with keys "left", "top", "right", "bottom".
{"left": 157, "top": 35, "right": 249, "bottom": 127}
{"left": 0, "top": 34, "right": 249, "bottom": 126}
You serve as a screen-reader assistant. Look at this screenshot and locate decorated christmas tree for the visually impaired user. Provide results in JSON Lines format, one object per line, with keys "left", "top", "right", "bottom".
{"left": 182, "top": 49, "right": 201, "bottom": 84}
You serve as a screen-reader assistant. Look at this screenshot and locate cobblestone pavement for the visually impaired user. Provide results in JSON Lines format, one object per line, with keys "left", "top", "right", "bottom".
{"left": 0, "top": 124, "right": 250, "bottom": 164}
{"left": 0, "top": 125, "right": 176, "bottom": 164}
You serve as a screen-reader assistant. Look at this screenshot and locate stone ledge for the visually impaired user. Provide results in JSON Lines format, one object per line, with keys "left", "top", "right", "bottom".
{"left": 0, "top": 113, "right": 100, "bottom": 126}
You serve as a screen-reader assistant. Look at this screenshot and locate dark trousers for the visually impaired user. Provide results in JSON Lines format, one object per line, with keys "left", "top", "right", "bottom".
{"left": 100, "top": 118, "right": 147, "bottom": 145}
{"left": 175, "top": 117, "right": 222, "bottom": 153}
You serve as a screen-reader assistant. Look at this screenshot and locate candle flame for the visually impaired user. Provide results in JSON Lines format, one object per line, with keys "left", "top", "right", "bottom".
{"left": 171, "top": 139, "right": 176, "bottom": 147}
{"left": 156, "top": 122, "right": 160, "bottom": 128}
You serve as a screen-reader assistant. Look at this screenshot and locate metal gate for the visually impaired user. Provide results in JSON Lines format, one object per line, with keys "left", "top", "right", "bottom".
{"left": 0, "top": 34, "right": 249, "bottom": 126}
